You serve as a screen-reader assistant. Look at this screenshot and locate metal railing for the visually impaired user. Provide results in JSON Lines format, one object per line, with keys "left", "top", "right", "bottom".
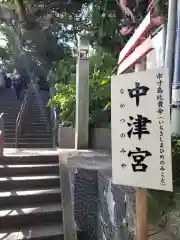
{"left": 49, "top": 88, "right": 59, "bottom": 148}
{"left": 15, "top": 88, "right": 29, "bottom": 148}
{"left": 0, "top": 113, "right": 4, "bottom": 156}
{"left": 51, "top": 106, "right": 59, "bottom": 148}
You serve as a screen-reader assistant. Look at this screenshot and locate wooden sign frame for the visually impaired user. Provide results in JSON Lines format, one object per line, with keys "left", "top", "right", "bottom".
{"left": 116, "top": 11, "right": 161, "bottom": 240}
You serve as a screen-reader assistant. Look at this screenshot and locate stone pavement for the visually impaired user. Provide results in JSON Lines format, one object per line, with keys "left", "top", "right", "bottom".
{"left": 4, "top": 148, "right": 59, "bottom": 156}
{"left": 4, "top": 148, "right": 112, "bottom": 171}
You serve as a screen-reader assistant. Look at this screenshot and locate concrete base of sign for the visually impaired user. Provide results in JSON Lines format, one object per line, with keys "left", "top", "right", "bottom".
{"left": 97, "top": 170, "right": 136, "bottom": 240}
{"left": 58, "top": 126, "right": 111, "bottom": 149}
{"left": 61, "top": 149, "right": 135, "bottom": 240}
{"left": 66, "top": 150, "right": 176, "bottom": 240}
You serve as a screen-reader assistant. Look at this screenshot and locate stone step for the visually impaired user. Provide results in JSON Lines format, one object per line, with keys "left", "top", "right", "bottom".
{"left": 2, "top": 110, "right": 19, "bottom": 112}
{"left": 3, "top": 114, "right": 17, "bottom": 117}
{"left": 3, "top": 112, "right": 18, "bottom": 114}
{"left": 3, "top": 118, "right": 18, "bottom": 121}
{"left": 4, "top": 128, "right": 16, "bottom": 131}
{"left": 4, "top": 130, "right": 16, "bottom": 134}
{"left": 4, "top": 135, "right": 15, "bottom": 137}
{"left": 4, "top": 134, "right": 15, "bottom": 137}
{"left": 1, "top": 115, "right": 18, "bottom": 119}
{"left": 21, "top": 130, "right": 52, "bottom": 134}
{"left": 3, "top": 115, "right": 17, "bottom": 117}
{"left": 0, "top": 101, "right": 22, "bottom": 104}
{"left": 0, "top": 103, "right": 21, "bottom": 106}
{"left": 24, "top": 123, "right": 50, "bottom": 127}
{"left": 2, "top": 116, "right": 18, "bottom": 119}
{"left": 26, "top": 109, "right": 45, "bottom": 112}
{"left": 19, "top": 136, "right": 52, "bottom": 142}
{"left": 0, "top": 175, "right": 59, "bottom": 191}
{"left": 0, "top": 224, "right": 64, "bottom": 240}
{"left": 25, "top": 107, "right": 49, "bottom": 110}
{"left": 4, "top": 129, "right": 52, "bottom": 134}
{"left": 0, "top": 203, "right": 63, "bottom": 229}
{"left": 4, "top": 123, "right": 16, "bottom": 126}
{"left": 0, "top": 188, "right": 61, "bottom": 210}
{"left": 25, "top": 113, "right": 48, "bottom": 117}
{"left": 20, "top": 133, "right": 52, "bottom": 137}
{"left": 27, "top": 119, "right": 50, "bottom": 122}
{"left": 3, "top": 140, "right": 15, "bottom": 144}
{"left": 23, "top": 126, "right": 51, "bottom": 130}
{"left": 1, "top": 155, "right": 58, "bottom": 165}
{"left": 4, "top": 142, "right": 53, "bottom": 149}
{"left": 0, "top": 164, "right": 59, "bottom": 177}
{"left": 27, "top": 120, "right": 51, "bottom": 124}
{"left": 3, "top": 119, "right": 18, "bottom": 122}
{"left": 4, "top": 131, "right": 52, "bottom": 135}
{"left": 5, "top": 138, "right": 52, "bottom": 143}
{"left": 23, "top": 117, "right": 49, "bottom": 120}
{"left": 3, "top": 141, "right": 15, "bottom": 145}
{"left": 25, "top": 118, "right": 50, "bottom": 122}
{"left": 4, "top": 135, "right": 52, "bottom": 140}
{"left": 25, "top": 111, "right": 50, "bottom": 115}
{"left": 0, "top": 112, "right": 19, "bottom": 115}
{"left": 26, "top": 111, "right": 49, "bottom": 114}
{"left": 18, "top": 140, "right": 53, "bottom": 144}
{"left": 17, "top": 144, "right": 53, "bottom": 148}
{"left": 4, "top": 143, "right": 15, "bottom": 148}
{"left": 4, "top": 132, "right": 16, "bottom": 135}
{"left": 0, "top": 108, "right": 21, "bottom": 111}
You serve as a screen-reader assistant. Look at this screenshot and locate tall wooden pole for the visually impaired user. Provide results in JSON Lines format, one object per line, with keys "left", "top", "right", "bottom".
{"left": 135, "top": 58, "right": 148, "bottom": 240}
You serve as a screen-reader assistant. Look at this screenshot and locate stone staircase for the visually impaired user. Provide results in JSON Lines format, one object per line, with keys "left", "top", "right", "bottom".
{"left": 0, "top": 87, "right": 86, "bottom": 239}
{"left": 18, "top": 89, "right": 53, "bottom": 148}
{"left": 0, "top": 88, "right": 25, "bottom": 148}
{"left": 0, "top": 154, "right": 82, "bottom": 240}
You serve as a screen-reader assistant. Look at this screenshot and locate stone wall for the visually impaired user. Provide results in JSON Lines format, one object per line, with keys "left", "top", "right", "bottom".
{"left": 66, "top": 149, "right": 136, "bottom": 240}
{"left": 98, "top": 171, "right": 135, "bottom": 240}
{"left": 58, "top": 126, "right": 111, "bottom": 149}
{"left": 70, "top": 168, "right": 98, "bottom": 240}
{"left": 70, "top": 167, "right": 136, "bottom": 240}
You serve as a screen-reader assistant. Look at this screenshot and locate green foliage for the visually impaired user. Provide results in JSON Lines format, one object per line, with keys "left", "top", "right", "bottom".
{"left": 48, "top": 48, "right": 117, "bottom": 126}
{"left": 89, "top": 48, "right": 117, "bottom": 126}
{"left": 88, "top": 1, "right": 124, "bottom": 55}
{"left": 48, "top": 80, "right": 76, "bottom": 126}
{"left": 158, "top": 0, "right": 168, "bottom": 20}
{"left": 0, "top": 0, "right": 169, "bottom": 79}
{"left": 51, "top": 57, "right": 76, "bottom": 85}
{"left": 148, "top": 137, "right": 180, "bottom": 225}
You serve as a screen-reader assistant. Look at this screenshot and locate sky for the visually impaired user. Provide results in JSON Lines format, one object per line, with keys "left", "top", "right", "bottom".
{"left": 0, "top": 32, "right": 6, "bottom": 48}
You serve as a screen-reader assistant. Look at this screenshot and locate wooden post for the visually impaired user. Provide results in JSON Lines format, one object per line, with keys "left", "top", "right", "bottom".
{"left": 75, "top": 36, "right": 89, "bottom": 149}
{"left": 116, "top": 11, "right": 160, "bottom": 240}
{"left": 135, "top": 58, "right": 148, "bottom": 240}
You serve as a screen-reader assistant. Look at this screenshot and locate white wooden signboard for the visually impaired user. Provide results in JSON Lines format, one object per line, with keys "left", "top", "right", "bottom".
{"left": 111, "top": 68, "right": 172, "bottom": 191}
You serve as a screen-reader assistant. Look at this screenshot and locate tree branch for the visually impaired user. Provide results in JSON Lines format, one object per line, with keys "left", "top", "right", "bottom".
{"left": 14, "top": 0, "right": 27, "bottom": 23}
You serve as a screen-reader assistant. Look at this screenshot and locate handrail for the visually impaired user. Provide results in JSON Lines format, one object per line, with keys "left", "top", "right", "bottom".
{"left": 0, "top": 113, "right": 4, "bottom": 156}
{"left": 49, "top": 88, "right": 59, "bottom": 148}
{"left": 51, "top": 106, "right": 59, "bottom": 148}
{"left": 15, "top": 88, "right": 29, "bottom": 148}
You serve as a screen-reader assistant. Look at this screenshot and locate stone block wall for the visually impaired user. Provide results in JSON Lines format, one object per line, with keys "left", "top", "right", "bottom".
{"left": 58, "top": 126, "right": 111, "bottom": 149}
{"left": 70, "top": 168, "right": 98, "bottom": 240}
{"left": 70, "top": 167, "right": 136, "bottom": 240}
{"left": 98, "top": 171, "right": 136, "bottom": 240}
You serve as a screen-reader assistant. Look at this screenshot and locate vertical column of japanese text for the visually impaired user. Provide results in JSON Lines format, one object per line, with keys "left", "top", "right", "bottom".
{"left": 156, "top": 73, "right": 166, "bottom": 187}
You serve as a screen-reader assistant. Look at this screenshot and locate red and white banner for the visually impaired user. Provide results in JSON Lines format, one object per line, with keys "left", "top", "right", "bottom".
{"left": 118, "top": 37, "right": 154, "bottom": 74}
